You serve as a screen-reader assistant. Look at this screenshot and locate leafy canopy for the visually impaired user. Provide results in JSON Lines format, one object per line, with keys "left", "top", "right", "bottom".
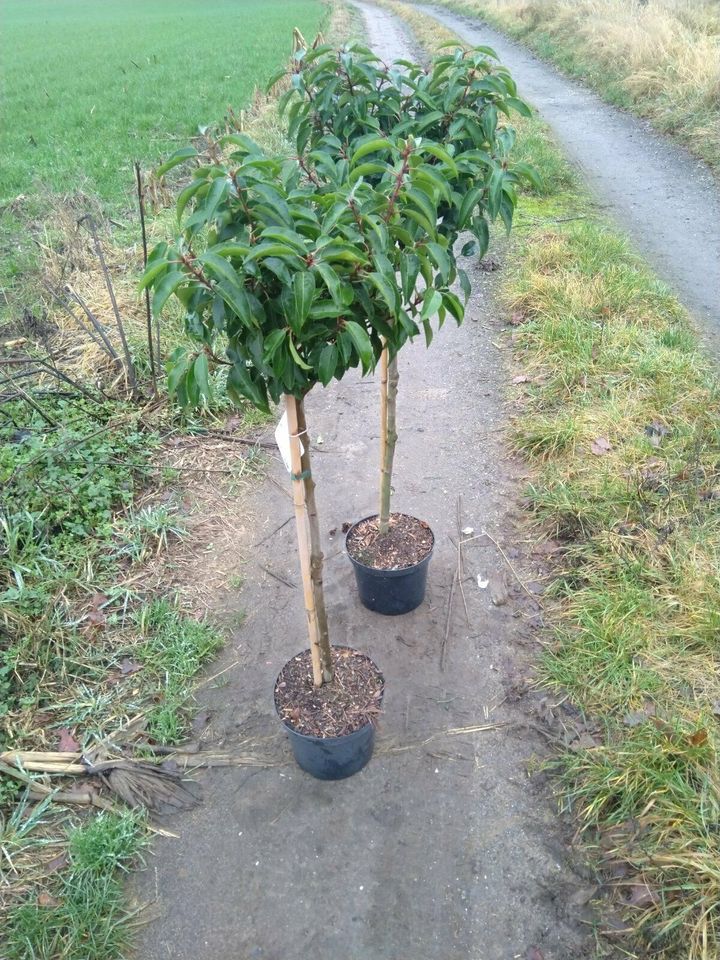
{"left": 143, "top": 44, "right": 536, "bottom": 412}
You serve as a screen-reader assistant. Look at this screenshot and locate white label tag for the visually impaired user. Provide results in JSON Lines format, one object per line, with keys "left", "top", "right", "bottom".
{"left": 274, "top": 410, "right": 303, "bottom": 473}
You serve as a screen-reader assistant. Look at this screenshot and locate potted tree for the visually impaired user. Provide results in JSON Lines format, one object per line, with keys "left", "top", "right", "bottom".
{"left": 142, "top": 125, "right": 467, "bottom": 773}
{"left": 276, "top": 42, "right": 537, "bottom": 614}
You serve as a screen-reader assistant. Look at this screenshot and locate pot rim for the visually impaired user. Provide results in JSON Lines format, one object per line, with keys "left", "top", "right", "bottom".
{"left": 273, "top": 646, "right": 384, "bottom": 742}
{"left": 345, "top": 512, "right": 435, "bottom": 574}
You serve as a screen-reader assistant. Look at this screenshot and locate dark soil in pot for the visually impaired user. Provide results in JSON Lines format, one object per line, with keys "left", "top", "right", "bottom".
{"left": 346, "top": 513, "right": 434, "bottom": 615}
{"left": 275, "top": 645, "right": 383, "bottom": 737}
{"left": 346, "top": 512, "right": 433, "bottom": 569}
{"left": 274, "top": 646, "right": 384, "bottom": 780}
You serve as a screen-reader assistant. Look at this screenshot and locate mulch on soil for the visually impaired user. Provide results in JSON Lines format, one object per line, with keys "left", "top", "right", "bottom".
{"left": 274, "top": 646, "right": 384, "bottom": 738}
{"left": 346, "top": 513, "right": 434, "bottom": 570}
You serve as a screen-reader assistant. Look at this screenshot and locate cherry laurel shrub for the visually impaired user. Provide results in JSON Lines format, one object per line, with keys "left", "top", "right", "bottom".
{"left": 142, "top": 43, "right": 535, "bottom": 684}
{"left": 272, "top": 41, "right": 538, "bottom": 529}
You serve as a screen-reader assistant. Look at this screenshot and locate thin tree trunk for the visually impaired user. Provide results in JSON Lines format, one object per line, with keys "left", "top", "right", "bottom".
{"left": 378, "top": 347, "right": 399, "bottom": 536}
{"left": 294, "top": 397, "right": 331, "bottom": 670}
{"left": 285, "top": 394, "right": 333, "bottom": 686}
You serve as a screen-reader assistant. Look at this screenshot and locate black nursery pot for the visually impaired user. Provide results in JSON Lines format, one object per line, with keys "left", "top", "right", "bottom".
{"left": 274, "top": 653, "right": 384, "bottom": 781}
{"left": 346, "top": 515, "right": 434, "bottom": 616}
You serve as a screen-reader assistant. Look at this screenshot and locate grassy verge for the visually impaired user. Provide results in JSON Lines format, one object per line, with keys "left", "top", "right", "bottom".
{"left": 1, "top": 0, "right": 328, "bottom": 205}
{"left": 414, "top": 0, "right": 720, "bottom": 175}
{"left": 384, "top": 1, "right": 720, "bottom": 956}
{"left": 1, "top": 5, "right": 359, "bottom": 956}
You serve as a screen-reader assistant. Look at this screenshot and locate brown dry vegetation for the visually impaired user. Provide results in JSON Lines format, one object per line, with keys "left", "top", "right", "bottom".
{"left": 426, "top": 0, "right": 720, "bottom": 170}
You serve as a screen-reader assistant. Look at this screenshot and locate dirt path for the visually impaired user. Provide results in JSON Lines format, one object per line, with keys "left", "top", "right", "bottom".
{"left": 129, "top": 16, "right": 594, "bottom": 952}
{"left": 414, "top": 3, "right": 720, "bottom": 347}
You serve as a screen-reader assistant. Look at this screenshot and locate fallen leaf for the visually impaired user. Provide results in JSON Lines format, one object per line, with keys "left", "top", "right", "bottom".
{"left": 526, "top": 948, "right": 544, "bottom": 960}
{"left": 38, "top": 892, "right": 61, "bottom": 908}
{"left": 568, "top": 884, "right": 598, "bottom": 906}
{"left": 508, "top": 311, "right": 525, "bottom": 326}
{"left": 57, "top": 728, "right": 80, "bottom": 752}
{"left": 626, "top": 881, "right": 659, "bottom": 908}
{"left": 590, "top": 437, "right": 612, "bottom": 456}
{"left": 43, "top": 853, "right": 69, "bottom": 875}
{"left": 644, "top": 422, "right": 670, "bottom": 448}
{"left": 192, "top": 709, "right": 212, "bottom": 732}
{"left": 118, "top": 657, "right": 143, "bottom": 676}
{"left": 623, "top": 702, "right": 656, "bottom": 727}
{"left": 489, "top": 570, "right": 509, "bottom": 606}
{"left": 531, "top": 539, "right": 562, "bottom": 557}
{"left": 569, "top": 732, "right": 599, "bottom": 751}
{"left": 85, "top": 592, "right": 108, "bottom": 629}
{"left": 341, "top": 521, "right": 351, "bottom": 533}
{"left": 512, "top": 375, "right": 530, "bottom": 384}
{"left": 688, "top": 728, "right": 708, "bottom": 746}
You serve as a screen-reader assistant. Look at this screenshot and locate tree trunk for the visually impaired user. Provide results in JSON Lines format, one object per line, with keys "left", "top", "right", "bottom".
{"left": 285, "top": 394, "right": 333, "bottom": 686}
{"left": 294, "top": 397, "right": 332, "bottom": 673}
{"left": 378, "top": 346, "right": 399, "bottom": 536}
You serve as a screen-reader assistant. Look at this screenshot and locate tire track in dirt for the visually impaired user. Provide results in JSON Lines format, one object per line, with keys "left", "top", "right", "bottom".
{"left": 417, "top": 3, "right": 720, "bottom": 347}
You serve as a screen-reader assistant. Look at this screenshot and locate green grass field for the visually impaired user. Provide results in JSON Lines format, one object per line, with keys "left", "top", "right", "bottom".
{"left": 1, "top": 0, "right": 327, "bottom": 207}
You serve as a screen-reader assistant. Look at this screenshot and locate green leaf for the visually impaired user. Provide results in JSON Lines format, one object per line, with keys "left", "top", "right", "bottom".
{"left": 288, "top": 336, "right": 312, "bottom": 371}
{"left": 313, "top": 261, "right": 342, "bottom": 307}
{"left": 292, "top": 271, "right": 315, "bottom": 329}
{"left": 199, "top": 250, "right": 242, "bottom": 289}
{"left": 227, "top": 362, "right": 269, "bottom": 413}
{"left": 349, "top": 161, "right": 389, "bottom": 183}
{"left": 193, "top": 352, "right": 210, "bottom": 399}
{"left": 419, "top": 142, "right": 457, "bottom": 178}
{"left": 350, "top": 137, "right": 394, "bottom": 166}
{"left": 138, "top": 260, "right": 169, "bottom": 293}
{"left": 422, "top": 319, "right": 433, "bottom": 348}
{"left": 318, "top": 344, "right": 338, "bottom": 385}
{"left": 461, "top": 240, "right": 478, "bottom": 257}
{"left": 152, "top": 270, "right": 186, "bottom": 316}
{"left": 442, "top": 291, "right": 464, "bottom": 324}
{"left": 400, "top": 254, "right": 420, "bottom": 304}
{"left": 266, "top": 65, "right": 288, "bottom": 91}
{"left": 368, "top": 272, "right": 399, "bottom": 314}
{"left": 506, "top": 96, "right": 532, "bottom": 118}
{"left": 421, "top": 288, "right": 443, "bottom": 321}
{"left": 218, "top": 283, "right": 256, "bottom": 330}
{"left": 263, "top": 329, "right": 287, "bottom": 361}
{"left": 156, "top": 146, "right": 197, "bottom": 178}
{"left": 343, "top": 320, "right": 374, "bottom": 372}
{"left": 426, "top": 242, "right": 451, "bottom": 280}
{"left": 458, "top": 268, "right": 471, "bottom": 304}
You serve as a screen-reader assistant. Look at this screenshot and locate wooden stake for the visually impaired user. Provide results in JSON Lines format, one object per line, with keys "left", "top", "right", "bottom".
{"left": 285, "top": 394, "right": 332, "bottom": 686}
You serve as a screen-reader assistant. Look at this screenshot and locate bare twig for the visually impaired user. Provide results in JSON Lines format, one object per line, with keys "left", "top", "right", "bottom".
{"left": 440, "top": 568, "right": 457, "bottom": 672}
{"left": 79, "top": 216, "right": 138, "bottom": 393}
{"left": 260, "top": 564, "right": 297, "bottom": 589}
{"left": 135, "top": 162, "right": 157, "bottom": 393}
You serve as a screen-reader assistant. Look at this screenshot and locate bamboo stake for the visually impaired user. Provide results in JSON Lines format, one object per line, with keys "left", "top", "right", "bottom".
{"left": 294, "top": 398, "right": 332, "bottom": 668}
{"left": 379, "top": 348, "right": 399, "bottom": 535}
{"left": 285, "top": 394, "right": 332, "bottom": 686}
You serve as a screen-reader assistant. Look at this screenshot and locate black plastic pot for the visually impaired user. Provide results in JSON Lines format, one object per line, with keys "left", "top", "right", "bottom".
{"left": 346, "top": 514, "right": 434, "bottom": 616}
{"left": 274, "top": 652, "right": 383, "bottom": 780}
